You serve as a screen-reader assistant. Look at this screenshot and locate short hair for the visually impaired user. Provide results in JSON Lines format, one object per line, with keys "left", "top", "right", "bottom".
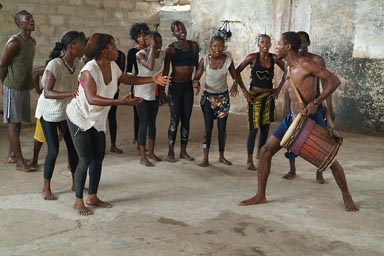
{"left": 84, "top": 33, "right": 115, "bottom": 59}
{"left": 297, "top": 31, "right": 311, "bottom": 46}
{"left": 256, "top": 34, "right": 271, "bottom": 44}
{"left": 281, "top": 32, "right": 301, "bottom": 52}
{"left": 129, "top": 23, "right": 150, "bottom": 41}
{"left": 14, "top": 10, "right": 29, "bottom": 26}
{"left": 210, "top": 35, "right": 225, "bottom": 45}
{"left": 170, "top": 20, "right": 185, "bottom": 32}
{"left": 48, "top": 31, "right": 85, "bottom": 63}
{"left": 150, "top": 31, "right": 162, "bottom": 40}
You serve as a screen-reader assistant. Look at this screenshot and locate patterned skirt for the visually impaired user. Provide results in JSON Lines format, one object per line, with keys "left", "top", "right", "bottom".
{"left": 248, "top": 91, "right": 276, "bottom": 129}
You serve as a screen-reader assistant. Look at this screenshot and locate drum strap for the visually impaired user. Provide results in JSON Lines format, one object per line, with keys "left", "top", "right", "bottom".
{"left": 288, "top": 68, "right": 342, "bottom": 143}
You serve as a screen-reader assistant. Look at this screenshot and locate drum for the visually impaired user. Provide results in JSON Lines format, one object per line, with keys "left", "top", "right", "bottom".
{"left": 280, "top": 113, "right": 342, "bottom": 172}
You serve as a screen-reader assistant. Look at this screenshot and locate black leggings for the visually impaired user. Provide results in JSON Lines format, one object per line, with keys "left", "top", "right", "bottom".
{"left": 40, "top": 118, "right": 78, "bottom": 180}
{"left": 67, "top": 119, "right": 106, "bottom": 199}
{"left": 167, "top": 82, "right": 194, "bottom": 145}
{"left": 247, "top": 124, "right": 270, "bottom": 154}
{"left": 136, "top": 99, "right": 159, "bottom": 146}
{"left": 201, "top": 99, "right": 228, "bottom": 152}
{"left": 107, "top": 90, "right": 119, "bottom": 144}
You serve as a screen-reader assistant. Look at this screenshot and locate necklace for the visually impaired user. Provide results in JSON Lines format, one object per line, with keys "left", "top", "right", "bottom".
{"left": 62, "top": 57, "right": 76, "bottom": 73}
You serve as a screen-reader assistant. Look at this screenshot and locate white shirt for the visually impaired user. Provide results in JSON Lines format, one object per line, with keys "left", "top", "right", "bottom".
{"left": 134, "top": 50, "right": 164, "bottom": 101}
{"left": 35, "top": 58, "right": 84, "bottom": 122}
{"left": 66, "top": 59, "right": 122, "bottom": 132}
{"left": 203, "top": 54, "right": 232, "bottom": 93}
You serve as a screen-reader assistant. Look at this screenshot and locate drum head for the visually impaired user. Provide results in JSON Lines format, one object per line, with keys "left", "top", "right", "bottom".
{"left": 280, "top": 113, "right": 305, "bottom": 147}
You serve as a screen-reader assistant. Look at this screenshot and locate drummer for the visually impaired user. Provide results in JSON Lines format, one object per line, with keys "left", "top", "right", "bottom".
{"left": 239, "top": 31, "right": 358, "bottom": 212}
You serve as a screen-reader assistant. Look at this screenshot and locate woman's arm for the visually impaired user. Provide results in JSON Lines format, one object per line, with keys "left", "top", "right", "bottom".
{"left": 119, "top": 69, "right": 170, "bottom": 87}
{"left": 136, "top": 36, "right": 156, "bottom": 71}
{"left": 81, "top": 70, "right": 142, "bottom": 106}
{"left": 43, "top": 70, "right": 77, "bottom": 99}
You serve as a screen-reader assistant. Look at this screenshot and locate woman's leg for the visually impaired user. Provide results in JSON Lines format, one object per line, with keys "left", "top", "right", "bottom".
{"left": 147, "top": 100, "right": 161, "bottom": 162}
{"left": 60, "top": 120, "right": 78, "bottom": 191}
{"left": 137, "top": 100, "right": 153, "bottom": 166}
{"left": 217, "top": 115, "right": 231, "bottom": 165}
{"left": 67, "top": 119, "right": 92, "bottom": 215}
{"left": 257, "top": 124, "right": 271, "bottom": 159}
{"left": 179, "top": 84, "right": 194, "bottom": 160}
{"left": 166, "top": 83, "right": 182, "bottom": 162}
{"left": 108, "top": 91, "right": 122, "bottom": 153}
{"left": 199, "top": 99, "right": 214, "bottom": 167}
{"left": 40, "top": 118, "right": 60, "bottom": 200}
{"left": 86, "top": 128, "right": 111, "bottom": 209}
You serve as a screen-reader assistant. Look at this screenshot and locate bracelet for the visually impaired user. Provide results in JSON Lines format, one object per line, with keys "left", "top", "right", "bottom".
{"left": 192, "top": 80, "right": 199, "bottom": 83}
{"left": 313, "top": 101, "right": 319, "bottom": 108}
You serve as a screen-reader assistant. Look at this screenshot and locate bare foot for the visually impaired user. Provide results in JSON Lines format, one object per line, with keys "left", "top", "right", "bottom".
{"left": 198, "top": 160, "right": 209, "bottom": 167}
{"left": 140, "top": 158, "right": 154, "bottom": 167}
{"left": 282, "top": 171, "right": 296, "bottom": 180}
{"left": 74, "top": 200, "right": 93, "bottom": 215}
{"left": 165, "top": 153, "right": 176, "bottom": 163}
{"left": 86, "top": 197, "right": 112, "bottom": 208}
{"left": 343, "top": 193, "right": 359, "bottom": 212}
{"left": 7, "top": 156, "right": 17, "bottom": 163}
{"left": 180, "top": 152, "right": 195, "bottom": 161}
{"left": 239, "top": 195, "right": 267, "bottom": 206}
{"left": 16, "top": 162, "right": 36, "bottom": 172}
{"left": 247, "top": 161, "right": 256, "bottom": 171}
{"left": 42, "top": 189, "right": 57, "bottom": 200}
{"left": 110, "top": 145, "right": 123, "bottom": 154}
{"left": 219, "top": 157, "right": 232, "bottom": 166}
{"left": 316, "top": 171, "right": 325, "bottom": 184}
{"left": 148, "top": 153, "right": 162, "bottom": 162}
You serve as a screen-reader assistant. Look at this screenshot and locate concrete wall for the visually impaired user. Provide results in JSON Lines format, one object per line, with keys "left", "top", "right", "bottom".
{"left": 0, "top": 0, "right": 382, "bottom": 135}
{"left": 189, "top": 0, "right": 384, "bottom": 136}
{"left": 0, "top": 0, "right": 163, "bottom": 66}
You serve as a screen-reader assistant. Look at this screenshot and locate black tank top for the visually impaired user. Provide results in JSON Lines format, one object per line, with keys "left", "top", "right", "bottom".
{"left": 171, "top": 41, "right": 195, "bottom": 66}
{"left": 250, "top": 52, "right": 275, "bottom": 89}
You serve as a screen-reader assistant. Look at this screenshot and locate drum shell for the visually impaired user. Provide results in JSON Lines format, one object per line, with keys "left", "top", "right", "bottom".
{"left": 280, "top": 113, "right": 342, "bottom": 172}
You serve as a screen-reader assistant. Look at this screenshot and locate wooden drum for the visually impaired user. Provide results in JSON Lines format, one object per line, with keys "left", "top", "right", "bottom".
{"left": 280, "top": 113, "right": 342, "bottom": 172}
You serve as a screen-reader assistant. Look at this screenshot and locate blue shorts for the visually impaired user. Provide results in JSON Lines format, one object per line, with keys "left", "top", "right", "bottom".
{"left": 273, "top": 110, "right": 326, "bottom": 141}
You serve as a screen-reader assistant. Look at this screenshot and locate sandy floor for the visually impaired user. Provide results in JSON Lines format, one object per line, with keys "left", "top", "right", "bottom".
{"left": 0, "top": 98, "right": 383, "bottom": 255}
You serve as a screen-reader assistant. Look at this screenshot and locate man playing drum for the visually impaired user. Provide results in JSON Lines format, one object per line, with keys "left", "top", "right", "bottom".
{"left": 240, "top": 32, "right": 358, "bottom": 212}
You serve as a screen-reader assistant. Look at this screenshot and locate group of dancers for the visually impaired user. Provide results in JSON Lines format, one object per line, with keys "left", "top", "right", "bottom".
{"left": 1, "top": 10, "right": 358, "bottom": 215}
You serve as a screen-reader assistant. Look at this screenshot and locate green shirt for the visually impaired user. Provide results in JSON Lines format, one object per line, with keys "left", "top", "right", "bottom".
{"left": 4, "top": 34, "right": 35, "bottom": 91}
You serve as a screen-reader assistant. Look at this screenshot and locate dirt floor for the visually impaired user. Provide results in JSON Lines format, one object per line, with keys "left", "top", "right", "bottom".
{"left": 1, "top": 98, "right": 384, "bottom": 255}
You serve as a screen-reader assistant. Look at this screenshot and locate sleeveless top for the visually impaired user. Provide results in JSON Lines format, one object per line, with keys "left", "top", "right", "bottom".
{"left": 204, "top": 54, "right": 232, "bottom": 93}
{"left": 171, "top": 41, "right": 195, "bottom": 66}
{"left": 135, "top": 50, "right": 165, "bottom": 101}
{"left": 250, "top": 52, "right": 275, "bottom": 90}
{"left": 4, "top": 34, "right": 35, "bottom": 90}
{"left": 66, "top": 60, "right": 122, "bottom": 132}
{"left": 35, "top": 58, "right": 84, "bottom": 122}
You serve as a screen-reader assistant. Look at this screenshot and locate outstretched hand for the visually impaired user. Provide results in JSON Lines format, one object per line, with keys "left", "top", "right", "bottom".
{"left": 120, "top": 93, "right": 143, "bottom": 106}
{"left": 153, "top": 69, "right": 171, "bottom": 87}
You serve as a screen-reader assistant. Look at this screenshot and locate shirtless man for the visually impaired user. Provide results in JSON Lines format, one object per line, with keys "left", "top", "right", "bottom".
{"left": 240, "top": 32, "right": 358, "bottom": 211}
{"left": 162, "top": 20, "right": 199, "bottom": 162}
{"left": 0, "top": 10, "right": 36, "bottom": 171}
{"left": 282, "top": 31, "right": 335, "bottom": 183}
